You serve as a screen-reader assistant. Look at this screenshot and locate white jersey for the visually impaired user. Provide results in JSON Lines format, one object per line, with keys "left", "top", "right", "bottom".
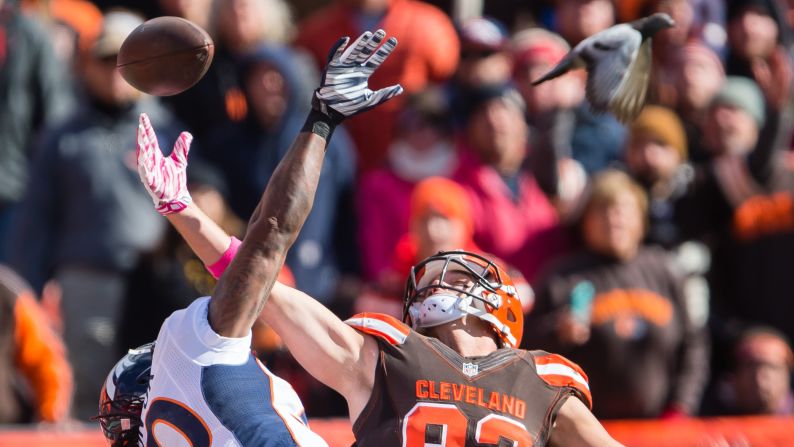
{"left": 139, "top": 297, "right": 328, "bottom": 446}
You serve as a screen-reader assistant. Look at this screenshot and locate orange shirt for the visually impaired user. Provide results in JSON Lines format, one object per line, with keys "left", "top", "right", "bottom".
{"left": 295, "top": 0, "right": 460, "bottom": 172}
{"left": 14, "top": 291, "right": 73, "bottom": 422}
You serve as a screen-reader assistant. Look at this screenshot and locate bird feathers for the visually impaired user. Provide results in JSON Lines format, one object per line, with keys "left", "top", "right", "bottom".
{"left": 530, "top": 14, "right": 674, "bottom": 123}
{"left": 579, "top": 25, "right": 643, "bottom": 121}
{"left": 608, "top": 38, "right": 652, "bottom": 122}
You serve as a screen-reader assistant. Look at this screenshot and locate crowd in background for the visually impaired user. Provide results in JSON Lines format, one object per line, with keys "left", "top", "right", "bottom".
{"left": 1, "top": 0, "right": 794, "bottom": 426}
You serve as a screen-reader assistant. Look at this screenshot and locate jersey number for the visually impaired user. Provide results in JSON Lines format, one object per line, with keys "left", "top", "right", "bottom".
{"left": 402, "top": 402, "right": 533, "bottom": 447}
{"left": 144, "top": 398, "right": 212, "bottom": 447}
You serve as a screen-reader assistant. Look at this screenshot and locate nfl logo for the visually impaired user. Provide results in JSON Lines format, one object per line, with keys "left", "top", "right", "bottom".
{"left": 462, "top": 362, "right": 478, "bottom": 377}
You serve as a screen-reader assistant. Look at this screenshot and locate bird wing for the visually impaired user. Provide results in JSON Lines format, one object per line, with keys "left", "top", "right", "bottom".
{"left": 577, "top": 24, "right": 642, "bottom": 114}
{"left": 608, "top": 38, "right": 652, "bottom": 122}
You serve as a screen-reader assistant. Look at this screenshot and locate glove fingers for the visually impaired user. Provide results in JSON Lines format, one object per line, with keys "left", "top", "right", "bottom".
{"left": 370, "top": 84, "right": 404, "bottom": 107}
{"left": 139, "top": 113, "right": 160, "bottom": 150}
{"left": 353, "top": 29, "right": 385, "bottom": 64}
{"left": 171, "top": 132, "right": 193, "bottom": 168}
{"left": 326, "top": 36, "right": 350, "bottom": 64}
{"left": 340, "top": 31, "right": 372, "bottom": 64}
{"left": 364, "top": 36, "right": 398, "bottom": 70}
{"left": 137, "top": 123, "right": 157, "bottom": 173}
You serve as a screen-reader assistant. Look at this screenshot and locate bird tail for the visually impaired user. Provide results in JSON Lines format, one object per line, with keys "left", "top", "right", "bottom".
{"left": 531, "top": 56, "right": 575, "bottom": 86}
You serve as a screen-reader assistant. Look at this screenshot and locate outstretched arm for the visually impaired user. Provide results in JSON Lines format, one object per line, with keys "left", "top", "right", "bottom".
{"left": 137, "top": 30, "right": 402, "bottom": 408}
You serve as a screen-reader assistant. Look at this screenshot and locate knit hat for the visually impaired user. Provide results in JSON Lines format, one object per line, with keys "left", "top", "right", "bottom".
{"left": 711, "top": 76, "right": 766, "bottom": 126}
{"left": 630, "top": 105, "right": 688, "bottom": 160}
{"left": 410, "top": 177, "right": 473, "bottom": 237}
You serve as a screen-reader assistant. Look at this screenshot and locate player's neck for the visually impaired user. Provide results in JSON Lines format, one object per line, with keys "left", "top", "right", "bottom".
{"left": 431, "top": 319, "right": 499, "bottom": 358}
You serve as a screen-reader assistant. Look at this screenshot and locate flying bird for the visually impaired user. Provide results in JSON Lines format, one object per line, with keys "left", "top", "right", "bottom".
{"left": 531, "top": 13, "right": 675, "bottom": 122}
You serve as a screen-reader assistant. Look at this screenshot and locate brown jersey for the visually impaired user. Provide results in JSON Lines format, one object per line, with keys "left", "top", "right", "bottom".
{"left": 346, "top": 313, "right": 592, "bottom": 447}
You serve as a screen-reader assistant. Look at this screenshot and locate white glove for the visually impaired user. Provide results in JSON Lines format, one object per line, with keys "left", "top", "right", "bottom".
{"left": 136, "top": 113, "right": 192, "bottom": 215}
{"left": 312, "top": 29, "right": 404, "bottom": 124}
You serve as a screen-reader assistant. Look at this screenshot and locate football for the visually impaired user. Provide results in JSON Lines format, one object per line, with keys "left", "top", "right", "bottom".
{"left": 117, "top": 16, "right": 214, "bottom": 96}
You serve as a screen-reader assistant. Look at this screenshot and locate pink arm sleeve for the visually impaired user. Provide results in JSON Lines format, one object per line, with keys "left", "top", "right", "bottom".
{"left": 206, "top": 236, "right": 242, "bottom": 279}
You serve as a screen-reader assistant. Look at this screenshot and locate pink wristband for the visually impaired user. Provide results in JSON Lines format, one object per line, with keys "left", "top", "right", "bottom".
{"left": 207, "top": 237, "right": 242, "bottom": 279}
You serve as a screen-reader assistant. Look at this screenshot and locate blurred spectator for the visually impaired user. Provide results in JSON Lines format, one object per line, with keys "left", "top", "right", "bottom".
{"left": 357, "top": 176, "right": 533, "bottom": 317}
{"left": 725, "top": 0, "right": 786, "bottom": 79}
{"left": 647, "top": 0, "right": 699, "bottom": 106}
{"left": 295, "top": 0, "right": 460, "bottom": 172}
{"left": 511, "top": 27, "right": 626, "bottom": 177}
{"left": 356, "top": 88, "right": 456, "bottom": 281}
{"left": 0, "top": 264, "right": 72, "bottom": 424}
{"left": 355, "top": 177, "right": 479, "bottom": 317}
{"left": 164, "top": 0, "right": 305, "bottom": 140}
{"left": 453, "top": 83, "right": 570, "bottom": 282}
{"left": 7, "top": 10, "right": 182, "bottom": 419}
{"left": 624, "top": 106, "right": 712, "bottom": 332}
{"left": 447, "top": 17, "right": 513, "bottom": 125}
{"left": 199, "top": 45, "right": 356, "bottom": 304}
{"left": 703, "top": 76, "right": 769, "bottom": 158}
{"left": 672, "top": 43, "right": 726, "bottom": 164}
{"left": 524, "top": 170, "right": 709, "bottom": 419}
{"left": 0, "top": 0, "right": 75, "bottom": 260}
{"left": 624, "top": 105, "right": 694, "bottom": 248}
{"left": 683, "top": 74, "right": 794, "bottom": 350}
{"left": 703, "top": 327, "right": 794, "bottom": 415}
{"left": 554, "top": 0, "right": 615, "bottom": 46}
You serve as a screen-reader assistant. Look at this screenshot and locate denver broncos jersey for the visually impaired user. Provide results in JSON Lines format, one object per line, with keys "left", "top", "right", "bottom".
{"left": 140, "top": 297, "right": 328, "bottom": 446}
{"left": 346, "top": 313, "right": 592, "bottom": 447}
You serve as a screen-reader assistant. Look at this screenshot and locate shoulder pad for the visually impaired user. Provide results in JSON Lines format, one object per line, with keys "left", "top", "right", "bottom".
{"left": 532, "top": 351, "right": 592, "bottom": 409}
{"left": 345, "top": 313, "right": 410, "bottom": 345}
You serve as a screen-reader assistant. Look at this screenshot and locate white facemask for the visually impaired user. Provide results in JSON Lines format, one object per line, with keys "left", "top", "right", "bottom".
{"left": 408, "top": 293, "right": 472, "bottom": 329}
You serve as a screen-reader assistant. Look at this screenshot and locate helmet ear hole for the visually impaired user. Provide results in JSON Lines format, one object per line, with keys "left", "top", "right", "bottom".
{"left": 506, "top": 309, "right": 517, "bottom": 323}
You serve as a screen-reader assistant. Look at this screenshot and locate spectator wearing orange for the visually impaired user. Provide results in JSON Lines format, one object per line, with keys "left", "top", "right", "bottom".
{"left": 357, "top": 176, "right": 532, "bottom": 317}
{"left": 524, "top": 170, "right": 709, "bottom": 419}
{"left": 703, "top": 327, "right": 794, "bottom": 416}
{"left": 356, "top": 177, "right": 479, "bottom": 317}
{"left": 295, "top": 0, "right": 459, "bottom": 172}
{"left": 0, "top": 265, "right": 72, "bottom": 424}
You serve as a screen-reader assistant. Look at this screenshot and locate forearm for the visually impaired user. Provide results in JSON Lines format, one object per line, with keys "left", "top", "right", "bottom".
{"left": 209, "top": 124, "right": 330, "bottom": 337}
{"left": 166, "top": 203, "right": 233, "bottom": 266}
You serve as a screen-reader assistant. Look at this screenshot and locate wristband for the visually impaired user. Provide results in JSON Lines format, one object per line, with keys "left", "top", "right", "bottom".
{"left": 206, "top": 236, "right": 242, "bottom": 279}
{"left": 301, "top": 109, "right": 337, "bottom": 141}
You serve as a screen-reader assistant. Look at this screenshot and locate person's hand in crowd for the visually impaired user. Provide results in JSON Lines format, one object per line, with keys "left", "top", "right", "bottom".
{"left": 312, "top": 29, "right": 403, "bottom": 125}
{"left": 136, "top": 113, "right": 193, "bottom": 215}
{"left": 557, "top": 312, "right": 591, "bottom": 346}
{"left": 751, "top": 46, "right": 793, "bottom": 111}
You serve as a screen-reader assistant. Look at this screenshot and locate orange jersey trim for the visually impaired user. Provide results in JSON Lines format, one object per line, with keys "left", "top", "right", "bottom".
{"left": 534, "top": 353, "right": 592, "bottom": 409}
{"left": 345, "top": 313, "right": 410, "bottom": 345}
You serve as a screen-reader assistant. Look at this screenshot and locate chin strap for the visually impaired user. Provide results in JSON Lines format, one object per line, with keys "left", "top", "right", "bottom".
{"left": 410, "top": 292, "right": 517, "bottom": 348}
